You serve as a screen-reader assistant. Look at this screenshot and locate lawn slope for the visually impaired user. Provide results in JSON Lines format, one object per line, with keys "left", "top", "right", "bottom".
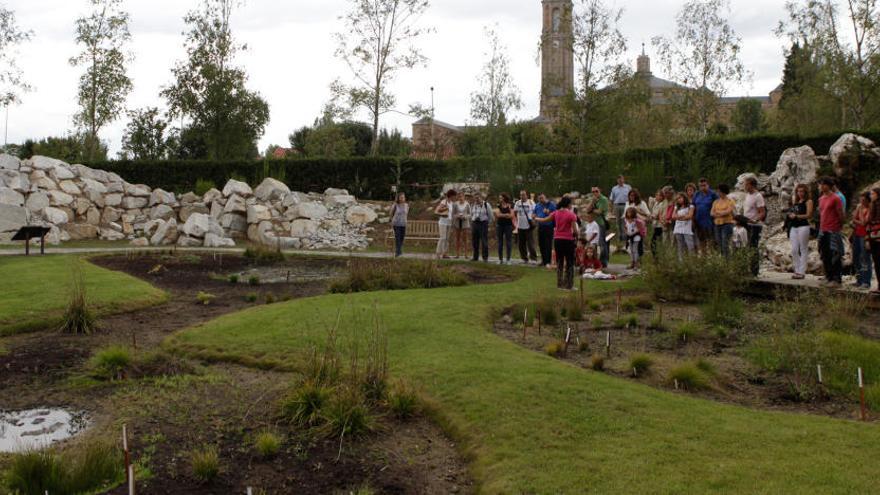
{"left": 169, "top": 269, "right": 880, "bottom": 494}
{"left": 0, "top": 255, "right": 167, "bottom": 335}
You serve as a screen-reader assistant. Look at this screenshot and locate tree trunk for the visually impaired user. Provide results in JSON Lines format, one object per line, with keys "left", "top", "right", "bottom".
{"left": 371, "top": 91, "right": 380, "bottom": 157}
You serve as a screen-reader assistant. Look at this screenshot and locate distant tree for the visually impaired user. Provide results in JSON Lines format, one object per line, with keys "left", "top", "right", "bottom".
{"left": 376, "top": 128, "right": 412, "bottom": 156}
{"left": 469, "top": 25, "right": 522, "bottom": 157}
{"left": 731, "top": 98, "right": 768, "bottom": 135}
{"left": 0, "top": 4, "right": 34, "bottom": 106}
{"left": 120, "top": 107, "right": 170, "bottom": 160}
{"left": 652, "top": 0, "right": 751, "bottom": 135}
{"left": 162, "top": 0, "right": 270, "bottom": 160}
{"left": 332, "top": 0, "right": 432, "bottom": 155}
{"left": 304, "top": 125, "right": 356, "bottom": 158}
{"left": 26, "top": 135, "right": 107, "bottom": 163}
{"left": 510, "top": 121, "right": 555, "bottom": 154}
{"left": 69, "top": 0, "right": 132, "bottom": 162}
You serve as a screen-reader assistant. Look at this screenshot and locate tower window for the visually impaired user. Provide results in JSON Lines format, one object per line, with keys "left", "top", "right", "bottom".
{"left": 552, "top": 8, "right": 561, "bottom": 33}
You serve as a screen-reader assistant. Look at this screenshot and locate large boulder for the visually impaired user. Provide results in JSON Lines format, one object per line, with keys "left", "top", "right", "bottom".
{"left": 828, "top": 133, "right": 880, "bottom": 180}
{"left": 101, "top": 206, "right": 123, "bottom": 224}
{"left": 222, "top": 179, "right": 252, "bottom": 198}
{"left": 0, "top": 187, "right": 24, "bottom": 207}
{"left": 64, "top": 223, "right": 99, "bottom": 240}
{"left": 179, "top": 192, "right": 201, "bottom": 205}
{"left": 292, "top": 201, "right": 328, "bottom": 220}
{"left": 290, "top": 219, "right": 319, "bottom": 238}
{"left": 121, "top": 196, "right": 148, "bottom": 209}
{"left": 254, "top": 177, "right": 290, "bottom": 202}
{"left": 104, "top": 193, "right": 123, "bottom": 207}
{"left": 1, "top": 170, "right": 29, "bottom": 192}
{"left": 0, "top": 204, "right": 28, "bottom": 234}
{"left": 203, "top": 188, "right": 223, "bottom": 205}
{"left": 150, "top": 204, "right": 176, "bottom": 221}
{"left": 204, "top": 232, "right": 236, "bottom": 248}
{"left": 48, "top": 190, "right": 75, "bottom": 207}
{"left": 345, "top": 205, "right": 378, "bottom": 226}
{"left": 151, "top": 218, "right": 179, "bottom": 246}
{"left": 58, "top": 180, "right": 82, "bottom": 196}
{"left": 282, "top": 191, "right": 310, "bottom": 208}
{"left": 0, "top": 154, "right": 20, "bottom": 170}
{"left": 181, "top": 213, "right": 222, "bottom": 238}
{"left": 220, "top": 213, "right": 247, "bottom": 233}
{"left": 326, "top": 194, "right": 357, "bottom": 208}
{"left": 25, "top": 191, "right": 50, "bottom": 213}
{"left": 324, "top": 187, "right": 349, "bottom": 197}
{"left": 125, "top": 184, "right": 152, "bottom": 197}
{"left": 179, "top": 204, "right": 210, "bottom": 223}
{"left": 771, "top": 146, "right": 820, "bottom": 195}
{"left": 43, "top": 206, "right": 70, "bottom": 225}
{"left": 176, "top": 235, "right": 203, "bottom": 247}
{"left": 30, "top": 156, "right": 65, "bottom": 171}
{"left": 149, "top": 188, "right": 177, "bottom": 206}
{"left": 223, "top": 194, "right": 247, "bottom": 214}
{"left": 246, "top": 204, "right": 271, "bottom": 224}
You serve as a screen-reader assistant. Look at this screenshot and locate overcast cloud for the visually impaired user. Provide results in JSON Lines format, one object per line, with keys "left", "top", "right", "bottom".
{"left": 3, "top": 0, "right": 794, "bottom": 155}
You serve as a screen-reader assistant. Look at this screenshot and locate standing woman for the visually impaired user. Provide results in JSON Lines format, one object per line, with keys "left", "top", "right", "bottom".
{"left": 711, "top": 184, "right": 737, "bottom": 257}
{"left": 623, "top": 207, "right": 647, "bottom": 269}
{"left": 435, "top": 189, "right": 456, "bottom": 259}
{"left": 673, "top": 193, "right": 696, "bottom": 259}
{"left": 786, "top": 184, "right": 813, "bottom": 280}
{"left": 450, "top": 193, "right": 472, "bottom": 259}
{"left": 626, "top": 189, "right": 651, "bottom": 258}
{"left": 852, "top": 191, "right": 873, "bottom": 289}
{"left": 650, "top": 189, "right": 668, "bottom": 255}
{"left": 866, "top": 188, "right": 880, "bottom": 294}
{"left": 536, "top": 196, "right": 580, "bottom": 290}
{"left": 390, "top": 192, "right": 409, "bottom": 257}
{"left": 495, "top": 193, "right": 515, "bottom": 264}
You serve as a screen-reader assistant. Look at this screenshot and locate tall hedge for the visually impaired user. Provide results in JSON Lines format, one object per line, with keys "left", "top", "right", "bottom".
{"left": 89, "top": 130, "right": 879, "bottom": 200}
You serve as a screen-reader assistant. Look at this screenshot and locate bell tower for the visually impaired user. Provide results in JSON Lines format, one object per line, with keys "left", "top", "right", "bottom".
{"left": 540, "top": 0, "right": 574, "bottom": 122}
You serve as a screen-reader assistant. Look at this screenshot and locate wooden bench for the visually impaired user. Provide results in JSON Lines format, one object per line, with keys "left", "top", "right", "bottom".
{"left": 385, "top": 220, "right": 442, "bottom": 251}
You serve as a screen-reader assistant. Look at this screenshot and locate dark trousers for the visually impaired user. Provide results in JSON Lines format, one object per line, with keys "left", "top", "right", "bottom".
{"left": 819, "top": 231, "right": 843, "bottom": 283}
{"left": 651, "top": 226, "right": 663, "bottom": 256}
{"left": 747, "top": 225, "right": 763, "bottom": 276}
{"left": 598, "top": 223, "right": 609, "bottom": 268}
{"left": 555, "top": 238, "right": 576, "bottom": 289}
{"left": 497, "top": 224, "right": 513, "bottom": 261}
{"left": 715, "top": 224, "right": 733, "bottom": 257}
{"left": 471, "top": 220, "right": 489, "bottom": 261}
{"left": 852, "top": 235, "right": 873, "bottom": 287}
{"left": 393, "top": 226, "right": 406, "bottom": 257}
{"left": 538, "top": 226, "right": 554, "bottom": 266}
{"left": 870, "top": 240, "right": 880, "bottom": 288}
{"left": 517, "top": 227, "right": 538, "bottom": 262}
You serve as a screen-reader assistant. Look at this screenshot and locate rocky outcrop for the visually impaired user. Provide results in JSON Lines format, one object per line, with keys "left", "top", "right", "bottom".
{"left": 0, "top": 154, "right": 380, "bottom": 250}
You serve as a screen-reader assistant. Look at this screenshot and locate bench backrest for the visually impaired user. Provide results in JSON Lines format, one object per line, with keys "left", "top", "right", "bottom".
{"left": 408, "top": 220, "right": 440, "bottom": 236}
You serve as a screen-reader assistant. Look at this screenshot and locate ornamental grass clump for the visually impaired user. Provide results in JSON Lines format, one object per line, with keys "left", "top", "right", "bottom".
{"left": 387, "top": 380, "right": 421, "bottom": 420}
{"left": 253, "top": 431, "right": 282, "bottom": 459}
{"left": 669, "top": 363, "right": 712, "bottom": 390}
{"left": 190, "top": 445, "right": 220, "bottom": 483}
{"left": 3, "top": 439, "right": 124, "bottom": 495}
{"left": 630, "top": 354, "right": 654, "bottom": 376}
{"left": 60, "top": 261, "right": 96, "bottom": 335}
{"left": 89, "top": 345, "right": 133, "bottom": 380}
{"left": 642, "top": 246, "right": 750, "bottom": 302}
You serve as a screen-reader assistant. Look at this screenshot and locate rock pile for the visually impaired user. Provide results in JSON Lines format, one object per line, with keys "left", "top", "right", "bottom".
{"left": 0, "top": 155, "right": 381, "bottom": 250}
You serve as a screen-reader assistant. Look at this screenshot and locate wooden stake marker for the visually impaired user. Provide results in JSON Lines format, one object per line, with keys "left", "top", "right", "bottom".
{"left": 563, "top": 325, "right": 572, "bottom": 357}
{"left": 605, "top": 331, "right": 611, "bottom": 357}
{"left": 123, "top": 424, "right": 131, "bottom": 488}
{"left": 579, "top": 278, "right": 584, "bottom": 302}
{"left": 817, "top": 364, "right": 823, "bottom": 384}
{"left": 858, "top": 367, "right": 867, "bottom": 421}
{"left": 522, "top": 308, "right": 528, "bottom": 341}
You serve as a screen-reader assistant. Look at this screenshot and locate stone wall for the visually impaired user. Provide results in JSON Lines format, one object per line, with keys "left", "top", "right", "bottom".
{"left": 0, "top": 155, "right": 381, "bottom": 250}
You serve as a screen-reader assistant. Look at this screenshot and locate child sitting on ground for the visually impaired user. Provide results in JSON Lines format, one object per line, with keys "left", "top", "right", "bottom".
{"left": 580, "top": 244, "right": 603, "bottom": 274}
{"left": 732, "top": 215, "right": 750, "bottom": 251}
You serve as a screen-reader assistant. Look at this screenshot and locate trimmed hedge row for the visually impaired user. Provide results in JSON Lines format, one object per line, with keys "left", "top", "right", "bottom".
{"left": 89, "top": 130, "right": 880, "bottom": 200}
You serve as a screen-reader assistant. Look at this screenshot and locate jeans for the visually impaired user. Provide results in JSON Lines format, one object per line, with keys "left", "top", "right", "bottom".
{"left": 675, "top": 233, "right": 695, "bottom": 260}
{"left": 555, "top": 238, "right": 575, "bottom": 289}
{"left": 818, "top": 231, "right": 843, "bottom": 283}
{"left": 715, "top": 223, "right": 734, "bottom": 257}
{"left": 598, "top": 222, "right": 609, "bottom": 268}
{"left": 789, "top": 226, "right": 810, "bottom": 276}
{"left": 517, "top": 226, "right": 538, "bottom": 262}
{"left": 497, "top": 224, "right": 513, "bottom": 261}
{"left": 747, "top": 225, "right": 763, "bottom": 276}
{"left": 538, "top": 226, "right": 554, "bottom": 266}
{"left": 471, "top": 220, "right": 489, "bottom": 261}
{"left": 852, "top": 235, "right": 873, "bottom": 287}
{"left": 393, "top": 226, "right": 406, "bottom": 257}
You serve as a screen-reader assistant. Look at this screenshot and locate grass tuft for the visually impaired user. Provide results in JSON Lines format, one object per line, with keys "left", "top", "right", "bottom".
{"left": 281, "top": 380, "right": 331, "bottom": 427}
{"left": 3, "top": 439, "right": 124, "bottom": 495}
{"left": 674, "top": 321, "right": 702, "bottom": 342}
{"left": 387, "top": 380, "right": 421, "bottom": 420}
{"left": 253, "top": 431, "right": 282, "bottom": 458}
{"left": 196, "top": 291, "right": 216, "bottom": 305}
{"left": 190, "top": 445, "right": 220, "bottom": 483}
{"left": 590, "top": 355, "right": 605, "bottom": 371}
{"left": 669, "top": 363, "right": 712, "bottom": 390}
{"left": 89, "top": 345, "right": 132, "bottom": 380}
{"left": 630, "top": 354, "right": 654, "bottom": 376}
{"left": 59, "top": 260, "right": 96, "bottom": 335}
{"left": 329, "top": 258, "right": 467, "bottom": 293}
{"left": 544, "top": 341, "right": 564, "bottom": 357}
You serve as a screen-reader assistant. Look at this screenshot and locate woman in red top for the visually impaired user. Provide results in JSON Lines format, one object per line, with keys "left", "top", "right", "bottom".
{"left": 852, "top": 192, "right": 873, "bottom": 289}
{"left": 537, "top": 196, "right": 579, "bottom": 290}
{"left": 867, "top": 187, "right": 880, "bottom": 294}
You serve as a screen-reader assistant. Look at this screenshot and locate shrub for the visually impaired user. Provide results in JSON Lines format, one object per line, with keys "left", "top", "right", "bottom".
{"left": 669, "top": 363, "right": 711, "bottom": 390}
{"left": 248, "top": 276, "right": 261, "bottom": 286}
{"left": 700, "top": 294, "right": 744, "bottom": 328}
{"left": 674, "top": 321, "right": 702, "bottom": 342}
{"left": 329, "top": 258, "right": 467, "bottom": 293}
{"left": 563, "top": 296, "right": 585, "bottom": 321}
{"left": 281, "top": 380, "right": 331, "bottom": 427}
{"left": 89, "top": 345, "right": 132, "bottom": 380}
{"left": 590, "top": 355, "right": 605, "bottom": 371}
{"left": 387, "top": 380, "right": 421, "bottom": 420}
{"left": 245, "top": 292, "right": 258, "bottom": 303}
{"left": 60, "top": 261, "right": 96, "bottom": 335}
{"left": 4, "top": 439, "right": 124, "bottom": 495}
{"left": 642, "top": 246, "right": 750, "bottom": 302}
{"left": 196, "top": 291, "right": 216, "bottom": 305}
{"left": 190, "top": 445, "right": 220, "bottom": 483}
{"left": 228, "top": 274, "right": 239, "bottom": 284}
{"left": 253, "top": 431, "right": 282, "bottom": 458}
{"left": 536, "top": 299, "right": 560, "bottom": 326}
{"left": 544, "top": 341, "right": 564, "bottom": 357}
{"left": 194, "top": 178, "right": 216, "bottom": 196}
{"left": 323, "top": 386, "right": 373, "bottom": 439}
{"left": 630, "top": 354, "right": 654, "bottom": 376}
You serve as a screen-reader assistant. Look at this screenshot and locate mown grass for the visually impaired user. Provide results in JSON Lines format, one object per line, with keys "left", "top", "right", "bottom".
{"left": 0, "top": 255, "right": 167, "bottom": 335}
{"left": 167, "top": 268, "right": 880, "bottom": 493}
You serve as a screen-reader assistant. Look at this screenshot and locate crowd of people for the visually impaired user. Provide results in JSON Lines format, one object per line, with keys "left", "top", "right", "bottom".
{"left": 388, "top": 175, "right": 880, "bottom": 294}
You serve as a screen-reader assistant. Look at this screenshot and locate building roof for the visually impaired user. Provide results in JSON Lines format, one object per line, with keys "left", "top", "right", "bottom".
{"left": 718, "top": 96, "right": 771, "bottom": 105}
{"left": 413, "top": 117, "right": 463, "bottom": 133}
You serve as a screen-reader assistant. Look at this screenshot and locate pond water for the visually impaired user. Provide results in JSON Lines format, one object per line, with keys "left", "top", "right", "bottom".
{"left": 0, "top": 408, "right": 89, "bottom": 453}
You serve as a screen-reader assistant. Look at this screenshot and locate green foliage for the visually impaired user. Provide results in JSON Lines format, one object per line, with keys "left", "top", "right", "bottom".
{"left": 189, "top": 445, "right": 220, "bottom": 483}
{"left": 562, "top": 295, "right": 585, "bottom": 321}
{"left": 3, "top": 450, "right": 64, "bottom": 495}
{"left": 196, "top": 291, "right": 215, "bottom": 305}
{"left": 281, "top": 380, "right": 331, "bottom": 427}
{"left": 674, "top": 321, "right": 702, "bottom": 342}
{"left": 264, "top": 293, "right": 276, "bottom": 305}
{"left": 700, "top": 294, "right": 744, "bottom": 328}
{"left": 669, "top": 363, "right": 712, "bottom": 390}
{"left": 60, "top": 261, "right": 96, "bottom": 335}
{"left": 243, "top": 245, "right": 284, "bottom": 264}
{"left": 866, "top": 384, "right": 880, "bottom": 411}
{"left": 387, "top": 380, "right": 421, "bottom": 420}
{"left": 120, "top": 107, "right": 170, "bottom": 160}
{"left": 732, "top": 98, "right": 769, "bottom": 135}
{"left": 3, "top": 439, "right": 124, "bottom": 495}
{"left": 615, "top": 314, "right": 638, "bottom": 329}
{"left": 253, "top": 431, "right": 282, "bottom": 458}
{"left": 89, "top": 345, "right": 132, "bottom": 379}
{"left": 642, "top": 247, "right": 750, "bottom": 302}
{"left": 244, "top": 292, "right": 258, "bottom": 303}
{"left": 536, "top": 299, "right": 560, "bottom": 326}
{"left": 194, "top": 178, "right": 216, "bottom": 196}
{"left": 631, "top": 297, "right": 655, "bottom": 310}
{"left": 19, "top": 135, "right": 108, "bottom": 163}
{"left": 648, "top": 313, "right": 667, "bottom": 332}
{"left": 323, "top": 386, "right": 373, "bottom": 439}
{"left": 630, "top": 354, "right": 654, "bottom": 376}
{"left": 248, "top": 276, "right": 260, "bottom": 286}
{"left": 227, "top": 274, "right": 239, "bottom": 284}
{"left": 695, "top": 358, "right": 717, "bottom": 376}
{"left": 544, "top": 341, "right": 564, "bottom": 357}
{"left": 329, "top": 259, "right": 468, "bottom": 293}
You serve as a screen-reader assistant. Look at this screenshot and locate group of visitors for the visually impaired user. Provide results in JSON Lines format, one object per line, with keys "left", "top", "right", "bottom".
{"left": 387, "top": 176, "right": 880, "bottom": 294}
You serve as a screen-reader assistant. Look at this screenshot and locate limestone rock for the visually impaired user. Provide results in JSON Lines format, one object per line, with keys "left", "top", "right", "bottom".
{"left": 122, "top": 196, "right": 148, "bottom": 209}
{"left": 150, "top": 204, "right": 176, "bottom": 221}
{"left": 125, "top": 184, "right": 152, "bottom": 197}
{"left": 1, "top": 170, "right": 29, "bottom": 192}
{"left": 58, "top": 180, "right": 82, "bottom": 196}
{"left": 247, "top": 204, "right": 271, "bottom": 224}
{"left": 326, "top": 194, "right": 356, "bottom": 207}
{"left": 292, "top": 201, "right": 328, "bottom": 220}
{"left": 176, "top": 235, "right": 203, "bottom": 247}
{"left": 151, "top": 218, "right": 179, "bottom": 246}
{"left": 25, "top": 192, "right": 49, "bottom": 213}
{"left": 204, "top": 232, "right": 236, "bottom": 248}
{"left": 324, "top": 187, "right": 349, "bottom": 196}
{"left": 220, "top": 213, "right": 247, "bottom": 232}
{"left": 150, "top": 188, "right": 177, "bottom": 206}
{"left": 181, "top": 213, "right": 221, "bottom": 238}
{"left": 85, "top": 207, "right": 101, "bottom": 226}
{"left": 254, "top": 177, "right": 290, "bottom": 201}
{"left": 101, "top": 207, "right": 122, "bottom": 224}
{"left": 48, "top": 190, "right": 74, "bottom": 207}
{"left": 0, "top": 187, "right": 24, "bottom": 206}
{"left": 345, "top": 205, "right": 378, "bottom": 226}
{"left": 290, "top": 219, "right": 319, "bottom": 238}
{"left": 43, "top": 206, "right": 70, "bottom": 225}
{"left": 203, "top": 188, "right": 223, "bottom": 205}
{"left": 222, "top": 179, "right": 253, "bottom": 198}
{"left": 31, "top": 156, "right": 65, "bottom": 171}
{"left": 0, "top": 154, "right": 20, "bottom": 170}
{"left": 223, "top": 194, "right": 247, "bottom": 214}
{"left": 828, "top": 133, "right": 880, "bottom": 179}
{"left": 180, "top": 192, "right": 200, "bottom": 204}
{"left": 64, "top": 223, "right": 99, "bottom": 240}
{"left": 0, "top": 204, "right": 28, "bottom": 233}
{"left": 130, "top": 237, "right": 149, "bottom": 247}
{"left": 210, "top": 200, "right": 224, "bottom": 219}
{"left": 104, "top": 193, "right": 123, "bottom": 207}
{"left": 80, "top": 178, "right": 107, "bottom": 197}
{"left": 179, "top": 204, "right": 209, "bottom": 223}
{"left": 282, "top": 191, "right": 310, "bottom": 208}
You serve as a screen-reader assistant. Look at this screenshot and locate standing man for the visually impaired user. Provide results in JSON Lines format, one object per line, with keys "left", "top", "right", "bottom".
{"left": 534, "top": 193, "right": 557, "bottom": 267}
{"left": 513, "top": 190, "right": 538, "bottom": 264}
{"left": 818, "top": 177, "right": 845, "bottom": 287}
{"left": 743, "top": 177, "right": 767, "bottom": 276}
{"left": 693, "top": 178, "right": 719, "bottom": 253}
{"left": 610, "top": 175, "right": 632, "bottom": 245}
{"left": 470, "top": 192, "right": 494, "bottom": 262}
{"left": 590, "top": 186, "right": 611, "bottom": 268}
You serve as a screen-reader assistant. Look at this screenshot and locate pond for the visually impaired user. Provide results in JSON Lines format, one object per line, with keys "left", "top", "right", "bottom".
{"left": 0, "top": 408, "right": 88, "bottom": 453}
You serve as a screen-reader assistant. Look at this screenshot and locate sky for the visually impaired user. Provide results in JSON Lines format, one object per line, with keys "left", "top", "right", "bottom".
{"left": 2, "top": 0, "right": 793, "bottom": 156}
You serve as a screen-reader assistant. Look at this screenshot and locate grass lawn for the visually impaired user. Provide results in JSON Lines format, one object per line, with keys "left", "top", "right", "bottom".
{"left": 168, "top": 267, "right": 880, "bottom": 493}
{"left": 0, "top": 255, "right": 167, "bottom": 335}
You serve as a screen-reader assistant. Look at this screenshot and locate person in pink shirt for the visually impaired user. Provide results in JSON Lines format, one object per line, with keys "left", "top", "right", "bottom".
{"left": 818, "top": 177, "right": 845, "bottom": 286}
{"left": 536, "top": 196, "right": 580, "bottom": 290}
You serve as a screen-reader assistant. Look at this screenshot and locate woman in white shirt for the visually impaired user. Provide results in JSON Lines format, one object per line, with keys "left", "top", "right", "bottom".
{"left": 450, "top": 193, "right": 472, "bottom": 259}
{"left": 625, "top": 189, "right": 651, "bottom": 257}
{"left": 672, "top": 192, "right": 696, "bottom": 260}
{"left": 435, "top": 190, "right": 457, "bottom": 259}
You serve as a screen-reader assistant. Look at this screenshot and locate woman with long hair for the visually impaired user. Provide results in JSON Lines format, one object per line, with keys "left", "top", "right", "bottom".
{"left": 863, "top": 187, "right": 880, "bottom": 294}
{"left": 536, "top": 196, "right": 580, "bottom": 290}
{"left": 786, "top": 184, "right": 814, "bottom": 280}
{"left": 495, "top": 193, "right": 515, "bottom": 264}
{"left": 450, "top": 192, "right": 472, "bottom": 259}
{"left": 672, "top": 192, "right": 696, "bottom": 259}
{"left": 434, "top": 189, "right": 456, "bottom": 259}
{"left": 390, "top": 192, "right": 409, "bottom": 257}
{"left": 852, "top": 191, "right": 873, "bottom": 289}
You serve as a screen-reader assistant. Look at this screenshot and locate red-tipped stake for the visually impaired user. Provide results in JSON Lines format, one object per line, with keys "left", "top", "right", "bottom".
{"left": 859, "top": 368, "right": 867, "bottom": 421}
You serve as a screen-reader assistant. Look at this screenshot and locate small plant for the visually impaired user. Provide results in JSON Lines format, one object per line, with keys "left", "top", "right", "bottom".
{"left": 536, "top": 298, "right": 560, "bottom": 326}
{"left": 190, "top": 445, "right": 220, "bottom": 483}
{"left": 588, "top": 301, "right": 602, "bottom": 312}
{"left": 621, "top": 300, "right": 637, "bottom": 313}
{"left": 228, "top": 274, "right": 239, "bottom": 284}
{"left": 669, "top": 363, "right": 711, "bottom": 390}
{"left": 244, "top": 245, "right": 285, "bottom": 264}
{"left": 60, "top": 261, "right": 96, "bottom": 334}
{"left": 245, "top": 292, "right": 258, "bottom": 303}
{"left": 323, "top": 386, "right": 373, "bottom": 439}
{"left": 578, "top": 340, "right": 590, "bottom": 352}
{"left": 194, "top": 178, "right": 217, "bottom": 196}
{"left": 695, "top": 358, "right": 717, "bottom": 375}
{"left": 387, "top": 380, "right": 421, "bottom": 420}
{"left": 281, "top": 380, "right": 330, "bottom": 427}
{"left": 615, "top": 314, "right": 638, "bottom": 329}
{"left": 648, "top": 314, "right": 667, "bottom": 332}
{"left": 248, "top": 275, "right": 261, "bottom": 286}
{"left": 89, "top": 345, "right": 132, "bottom": 380}
{"left": 590, "top": 355, "right": 605, "bottom": 371}
{"left": 3, "top": 449, "right": 64, "bottom": 495}
{"left": 4, "top": 439, "right": 124, "bottom": 495}
{"left": 591, "top": 316, "right": 605, "bottom": 328}
{"left": 674, "top": 321, "right": 702, "bottom": 342}
{"left": 196, "top": 291, "right": 216, "bottom": 305}
{"left": 630, "top": 354, "right": 654, "bottom": 376}
{"left": 563, "top": 296, "right": 584, "bottom": 322}
{"left": 253, "top": 431, "right": 282, "bottom": 458}
{"left": 265, "top": 293, "right": 276, "bottom": 304}
{"left": 544, "top": 341, "right": 564, "bottom": 357}
{"left": 632, "top": 296, "right": 655, "bottom": 310}
{"left": 700, "top": 294, "right": 744, "bottom": 328}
